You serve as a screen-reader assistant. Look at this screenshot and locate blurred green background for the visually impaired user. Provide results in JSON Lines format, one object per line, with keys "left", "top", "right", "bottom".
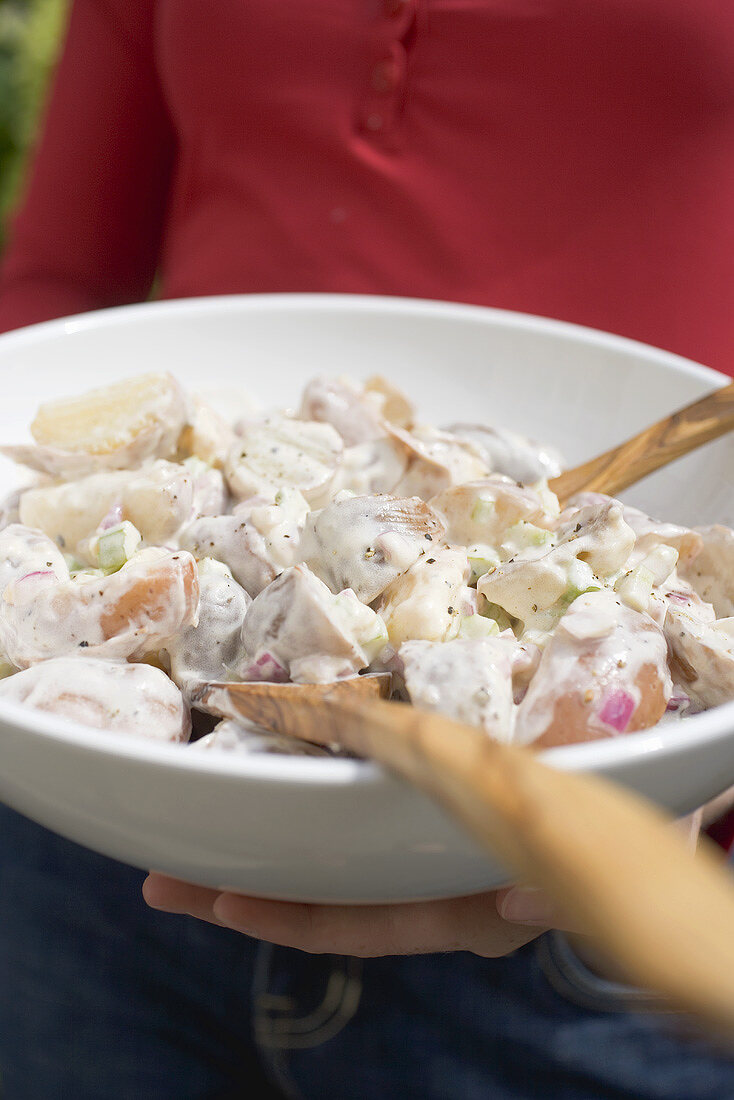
{"left": 0, "top": 0, "right": 68, "bottom": 244}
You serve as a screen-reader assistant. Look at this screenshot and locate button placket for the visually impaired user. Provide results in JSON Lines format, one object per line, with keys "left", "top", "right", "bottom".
{"left": 383, "top": 0, "right": 417, "bottom": 33}
{"left": 359, "top": 39, "right": 408, "bottom": 140}
{"left": 356, "top": 0, "right": 418, "bottom": 149}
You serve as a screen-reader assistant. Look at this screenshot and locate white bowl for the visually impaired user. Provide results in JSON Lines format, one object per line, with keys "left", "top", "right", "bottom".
{"left": 0, "top": 294, "right": 733, "bottom": 903}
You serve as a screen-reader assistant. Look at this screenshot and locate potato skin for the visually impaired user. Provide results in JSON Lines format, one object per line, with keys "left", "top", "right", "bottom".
{"left": 515, "top": 592, "right": 671, "bottom": 749}
{"left": 530, "top": 663, "right": 668, "bottom": 750}
{"left": 100, "top": 553, "right": 199, "bottom": 642}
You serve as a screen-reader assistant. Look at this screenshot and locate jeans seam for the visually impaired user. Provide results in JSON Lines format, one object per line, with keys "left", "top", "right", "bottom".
{"left": 251, "top": 943, "right": 305, "bottom": 1100}
{"left": 251, "top": 943, "right": 364, "bottom": 1096}
{"left": 536, "top": 932, "right": 673, "bottom": 1016}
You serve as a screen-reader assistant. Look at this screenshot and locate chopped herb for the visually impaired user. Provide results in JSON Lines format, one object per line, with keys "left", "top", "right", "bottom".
{"left": 426, "top": 558, "right": 436, "bottom": 564}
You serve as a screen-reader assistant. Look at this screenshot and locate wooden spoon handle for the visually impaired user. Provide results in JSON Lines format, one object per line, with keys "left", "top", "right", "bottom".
{"left": 218, "top": 683, "right": 734, "bottom": 1035}
{"left": 334, "top": 698, "right": 734, "bottom": 1036}
{"left": 549, "top": 379, "right": 734, "bottom": 504}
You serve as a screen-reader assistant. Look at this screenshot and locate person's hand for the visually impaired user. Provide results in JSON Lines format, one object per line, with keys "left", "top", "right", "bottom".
{"left": 142, "top": 807, "right": 708, "bottom": 959}
{"left": 142, "top": 874, "right": 570, "bottom": 957}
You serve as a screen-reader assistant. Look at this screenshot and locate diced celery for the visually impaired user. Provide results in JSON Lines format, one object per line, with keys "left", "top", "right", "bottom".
{"left": 481, "top": 602, "right": 514, "bottom": 633}
{"left": 467, "top": 544, "right": 500, "bottom": 584}
{"left": 503, "top": 521, "right": 552, "bottom": 551}
{"left": 459, "top": 614, "right": 500, "bottom": 639}
{"left": 614, "top": 566, "right": 654, "bottom": 613}
{"left": 361, "top": 620, "right": 389, "bottom": 660}
{"left": 92, "top": 521, "right": 142, "bottom": 573}
{"left": 470, "top": 497, "right": 495, "bottom": 525}
{"left": 560, "top": 583, "right": 601, "bottom": 608}
{"left": 98, "top": 530, "right": 126, "bottom": 570}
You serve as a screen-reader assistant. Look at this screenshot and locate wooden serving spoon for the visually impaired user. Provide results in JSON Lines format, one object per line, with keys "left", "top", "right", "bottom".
{"left": 194, "top": 379, "right": 734, "bottom": 1032}
{"left": 549, "top": 377, "right": 734, "bottom": 504}
{"left": 198, "top": 676, "right": 734, "bottom": 1038}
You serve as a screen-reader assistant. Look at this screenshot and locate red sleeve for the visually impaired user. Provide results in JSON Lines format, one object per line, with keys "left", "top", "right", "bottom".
{"left": 0, "top": 0, "right": 174, "bottom": 334}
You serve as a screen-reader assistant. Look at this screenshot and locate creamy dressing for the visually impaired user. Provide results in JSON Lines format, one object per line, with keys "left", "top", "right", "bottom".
{"left": 446, "top": 423, "right": 564, "bottom": 484}
{"left": 680, "top": 526, "right": 734, "bottom": 618}
{"left": 1, "top": 370, "right": 732, "bottom": 750}
{"left": 514, "top": 589, "right": 671, "bottom": 747}
{"left": 165, "top": 558, "right": 251, "bottom": 699}
{"left": 401, "top": 636, "right": 516, "bottom": 741}
{"left": 376, "top": 546, "right": 471, "bottom": 647}
{"left": 241, "top": 564, "right": 386, "bottom": 684}
{"left": 0, "top": 656, "right": 189, "bottom": 741}
{"left": 302, "top": 493, "right": 445, "bottom": 603}
{"left": 191, "top": 718, "right": 331, "bottom": 755}
{"left": 224, "top": 416, "right": 343, "bottom": 506}
{"left": 0, "top": 533, "right": 199, "bottom": 668}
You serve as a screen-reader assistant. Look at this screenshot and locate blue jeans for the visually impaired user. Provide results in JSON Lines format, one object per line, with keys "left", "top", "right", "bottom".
{"left": 0, "top": 804, "right": 732, "bottom": 1099}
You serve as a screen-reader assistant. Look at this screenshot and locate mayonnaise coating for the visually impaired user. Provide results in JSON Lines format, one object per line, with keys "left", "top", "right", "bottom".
{"left": 401, "top": 636, "right": 516, "bottom": 741}
{"left": 241, "top": 564, "right": 386, "bottom": 683}
{"left": 681, "top": 525, "right": 734, "bottom": 618}
{"left": 166, "top": 559, "right": 251, "bottom": 699}
{"left": 191, "top": 718, "right": 330, "bottom": 756}
{"left": 0, "top": 371, "right": 731, "bottom": 756}
{"left": 0, "top": 656, "right": 190, "bottom": 742}
{"left": 515, "top": 589, "right": 672, "bottom": 747}
{"left": 0, "top": 534, "right": 199, "bottom": 667}
{"left": 302, "top": 493, "right": 445, "bottom": 603}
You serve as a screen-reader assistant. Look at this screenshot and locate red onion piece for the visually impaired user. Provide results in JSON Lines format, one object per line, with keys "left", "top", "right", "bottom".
{"left": 599, "top": 689, "right": 636, "bottom": 732}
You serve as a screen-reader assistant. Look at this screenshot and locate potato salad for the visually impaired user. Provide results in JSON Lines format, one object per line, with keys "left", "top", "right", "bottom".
{"left": 0, "top": 371, "right": 732, "bottom": 756}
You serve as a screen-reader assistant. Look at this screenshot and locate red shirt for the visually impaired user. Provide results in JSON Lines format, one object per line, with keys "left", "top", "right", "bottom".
{"left": 0, "top": 0, "right": 733, "bottom": 377}
{"left": 1, "top": 1, "right": 733, "bottom": 847}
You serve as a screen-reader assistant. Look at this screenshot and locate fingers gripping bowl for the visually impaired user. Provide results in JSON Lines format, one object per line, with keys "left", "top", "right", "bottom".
{"left": 0, "top": 295, "right": 732, "bottom": 903}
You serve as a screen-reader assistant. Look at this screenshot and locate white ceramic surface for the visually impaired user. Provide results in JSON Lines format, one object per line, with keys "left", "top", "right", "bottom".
{"left": 0, "top": 294, "right": 732, "bottom": 903}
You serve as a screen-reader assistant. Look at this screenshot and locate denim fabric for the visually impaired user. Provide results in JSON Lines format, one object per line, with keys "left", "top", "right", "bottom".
{"left": 0, "top": 804, "right": 732, "bottom": 1100}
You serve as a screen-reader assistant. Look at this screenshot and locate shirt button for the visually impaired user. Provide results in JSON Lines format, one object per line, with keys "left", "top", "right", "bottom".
{"left": 371, "top": 57, "right": 399, "bottom": 94}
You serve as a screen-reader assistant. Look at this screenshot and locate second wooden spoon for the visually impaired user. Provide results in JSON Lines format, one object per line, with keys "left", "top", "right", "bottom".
{"left": 549, "top": 377, "right": 734, "bottom": 503}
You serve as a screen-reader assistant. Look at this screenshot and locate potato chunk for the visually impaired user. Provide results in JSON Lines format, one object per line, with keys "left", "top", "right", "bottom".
{"left": 0, "top": 657, "right": 190, "bottom": 742}
{"left": 515, "top": 589, "right": 671, "bottom": 747}
{"left": 241, "top": 565, "right": 386, "bottom": 683}
{"left": 303, "top": 494, "right": 445, "bottom": 603}
{"left": 31, "top": 373, "right": 187, "bottom": 467}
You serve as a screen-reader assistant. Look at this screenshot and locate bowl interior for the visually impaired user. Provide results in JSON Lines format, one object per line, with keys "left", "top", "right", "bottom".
{"left": 0, "top": 292, "right": 732, "bottom": 776}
